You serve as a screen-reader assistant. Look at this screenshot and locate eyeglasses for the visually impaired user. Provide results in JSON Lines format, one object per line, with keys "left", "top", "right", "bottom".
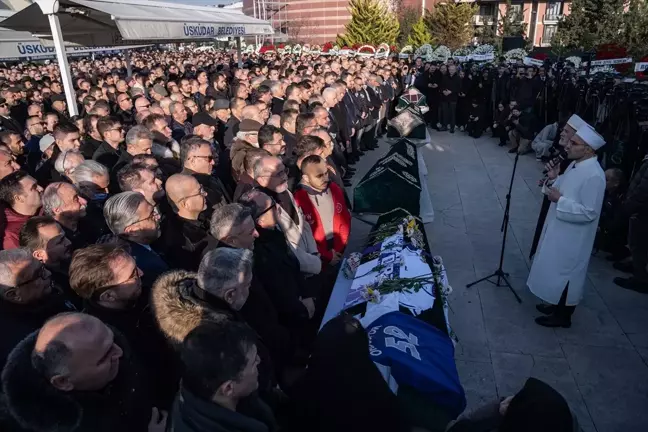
{"left": 178, "top": 186, "right": 206, "bottom": 203}
{"left": 92, "top": 265, "right": 140, "bottom": 301}
{"left": 125, "top": 207, "right": 158, "bottom": 228}
{"left": 16, "top": 263, "right": 49, "bottom": 288}
{"left": 191, "top": 155, "right": 214, "bottom": 162}
{"left": 255, "top": 200, "right": 276, "bottom": 220}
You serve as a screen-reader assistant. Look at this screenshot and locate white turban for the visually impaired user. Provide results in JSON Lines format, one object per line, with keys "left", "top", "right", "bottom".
{"left": 566, "top": 114, "right": 585, "bottom": 130}
{"left": 575, "top": 124, "right": 605, "bottom": 150}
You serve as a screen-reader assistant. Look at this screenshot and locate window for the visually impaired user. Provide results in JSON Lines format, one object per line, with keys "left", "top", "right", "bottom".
{"left": 543, "top": 25, "right": 557, "bottom": 42}
{"left": 546, "top": 2, "right": 561, "bottom": 17}
{"left": 510, "top": 3, "right": 523, "bottom": 15}
{"left": 479, "top": 4, "right": 495, "bottom": 16}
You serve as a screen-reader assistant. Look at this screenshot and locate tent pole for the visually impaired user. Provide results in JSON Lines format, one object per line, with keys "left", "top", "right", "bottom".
{"left": 46, "top": 13, "right": 78, "bottom": 116}
{"left": 236, "top": 37, "right": 242, "bottom": 68}
{"left": 124, "top": 50, "right": 133, "bottom": 78}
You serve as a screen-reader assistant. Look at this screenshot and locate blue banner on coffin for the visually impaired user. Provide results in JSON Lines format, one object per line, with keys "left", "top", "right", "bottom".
{"left": 367, "top": 311, "right": 466, "bottom": 418}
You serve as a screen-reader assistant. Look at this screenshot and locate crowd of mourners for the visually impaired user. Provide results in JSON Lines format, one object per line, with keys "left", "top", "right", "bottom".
{"left": 0, "top": 48, "right": 585, "bottom": 432}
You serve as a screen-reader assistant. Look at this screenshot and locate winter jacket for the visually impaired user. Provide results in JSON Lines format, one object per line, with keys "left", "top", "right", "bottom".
{"left": 150, "top": 271, "right": 278, "bottom": 391}
{"left": 624, "top": 156, "right": 648, "bottom": 219}
{"left": 155, "top": 214, "right": 218, "bottom": 271}
{"left": 172, "top": 387, "right": 277, "bottom": 432}
{"left": 1, "top": 206, "right": 32, "bottom": 250}
{"left": 1, "top": 329, "right": 152, "bottom": 432}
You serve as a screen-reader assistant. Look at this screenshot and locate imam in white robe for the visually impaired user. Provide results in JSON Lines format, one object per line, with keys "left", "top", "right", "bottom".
{"left": 527, "top": 157, "right": 606, "bottom": 306}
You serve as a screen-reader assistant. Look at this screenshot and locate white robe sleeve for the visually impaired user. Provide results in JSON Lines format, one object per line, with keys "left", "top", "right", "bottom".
{"left": 555, "top": 174, "right": 605, "bottom": 223}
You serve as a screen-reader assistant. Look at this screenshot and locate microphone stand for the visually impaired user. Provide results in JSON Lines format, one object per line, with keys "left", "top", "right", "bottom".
{"left": 465, "top": 150, "right": 523, "bottom": 303}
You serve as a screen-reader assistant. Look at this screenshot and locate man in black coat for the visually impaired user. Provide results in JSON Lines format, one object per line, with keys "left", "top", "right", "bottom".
{"left": 69, "top": 244, "right": 179, "bottom": 409}
{"left": 440, "top": 64, "right": 461, "bottom": 133}
{"left": 223, "top": 98, "right": 246, "bottom": 149}
{"left": 615, "top": 155, "right": 648, "bottom": 293}
{"left": 0, "top": 249, "right": 75, "bottom": 371}
{"left": 1, "top": 313, "right": 160, "bottom": 432}
{"left": 157, "top": 174, "right": 218, "bottom": 271}
{"left": 170, "top": 322, "right": 278, "bottom": 432}
{"left": 180, "top": 136, "right": 232, "bottom": 223}
{"left": 209, "top": 203, "right": 294, "bottom": 371}
{"left": 239, "top": 190, "right": 314, "bottom": 332}
{"left": 0, "top": 97, "right": 23, "bottom": 135}
{"left": 93, "top": 116, "right": 124, "bottom": 171}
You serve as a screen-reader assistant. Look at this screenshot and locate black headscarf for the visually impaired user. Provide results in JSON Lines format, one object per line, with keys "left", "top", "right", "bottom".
{"left": 501, "top": 377, "right": 576, "bottom": 432}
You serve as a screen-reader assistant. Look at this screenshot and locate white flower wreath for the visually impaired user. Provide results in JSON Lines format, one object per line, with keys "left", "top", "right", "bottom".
{"left": 504, "top": 48, "right": 527, "bottom": 61}
{"left": 375, "top": 43, "right": 390, "bottom": 59}
{"left": 473, "top": 44, "right": 495, "bottom": 55}
{"left": 432, "top": 45, "right": 451, "bottom": 62}
{"left": 414, "top": 44, "right": 434, "bottom": 59}
{"left": 590, "top": 65, "right": 619, "bottom": 75}
{"left": 565, "top": 56, "right": 581, "bottom": 69}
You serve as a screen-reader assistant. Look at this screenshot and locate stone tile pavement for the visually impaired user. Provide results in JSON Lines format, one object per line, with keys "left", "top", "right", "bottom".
{"left": 349, "top": 130, "right": 648, "bottom": 432}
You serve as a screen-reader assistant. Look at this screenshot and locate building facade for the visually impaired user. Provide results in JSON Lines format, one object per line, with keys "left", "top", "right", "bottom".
{"left": 470, "top": 0, "right": 570, "bottom": 47}
{"left": 241, "top": 0, "right": 571, "bottom": 46}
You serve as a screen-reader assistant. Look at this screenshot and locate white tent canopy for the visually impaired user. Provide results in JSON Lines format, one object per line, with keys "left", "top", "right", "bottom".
{"left": 0, "top": 26, "right": 149, "bottom": 60}
{"left": 0, "top": 0, "right": 274, "bottom": 45}
{"left": 0, "top": 0, "right": 273, "bottom": 115}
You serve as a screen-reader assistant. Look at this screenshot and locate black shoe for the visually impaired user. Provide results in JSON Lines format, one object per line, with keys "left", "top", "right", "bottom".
{"left": 614, "top": 277, "right": 648, "bottom": 293}
{"left": 613, "top": 261, "right": 633, "bottom": 273}
{"left": 535, "top": 314, "right": 571, "bottom": 328}
{"left": 508, "top": 147, "right": 518, "bottom": 154}
{"left": 498, "top": 142, "right": 506, "bottom": 147}
{"left": 343, "top": 179, "right": 353, "bottom": 187}
{"left": 450, "top": 128, "right": 455, "bottom": 134}
{"left": 357, "top": 151, "right": 366, "bottom": 156}
{"left": 535, "top": 304, "right": 556, "bottom": 315}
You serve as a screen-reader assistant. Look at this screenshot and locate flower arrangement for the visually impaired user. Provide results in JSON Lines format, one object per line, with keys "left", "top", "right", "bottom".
{"left": 259, "top": 44, "right": 276, "bottom": 54}
{"left": 293, "top": 44, "right": 302, "bottom": 55}
{"left": 565, "top": 56, "right": 581, "bottom": 69}
{"left": 310, "top": 44, "right": 322, "bottom": 55}
{"left": 301, "top": 44, "right": 310, "bottom": 54}
{"left": 375, "top": 43, "right": 390, "bottom": 59}
{"left": 504, "top": 48, "right": 527, "bottom": 61}
{"left": 400, "top": 45, "right": 414, "bottom": 54}
{"left": 431, "top": 45, "right": 451, "bottom": 62}
{"left": 590, "top": 65, "right": 619, "bottom": 75}
{"left": 473, "top": 44, "right": 495, "bottom": 55}
{"left": 357, "top": 45, "right": 377, "bottom": 58}
{"left": 414, "top": 44, "right": 434, "bottom": 59}
{"left": 453, "top": 47, "right": 472, "bottom": 57}
{"left": 331, "top": 45, "right": 340, "bottom": 55}
{"left": 322, "top": 41, "right": 333, "bottom": 53}
{"left": 243, "top": 44, "right": 255, "bottom": 54}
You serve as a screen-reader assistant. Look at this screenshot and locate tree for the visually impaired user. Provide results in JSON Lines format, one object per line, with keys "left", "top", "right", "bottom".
{"left": 476, "top": 24, "right": 499, "bottom": 46}
{"left": 407, "top": 17, "right": 432, "bottom": 47}
{"left": 287, "top": 14, "right": 317, "bottom": 43}
{"left": 499, "top": 0, "right": 526, "bottom": 37}
{"left": 424, "top": 2, "right": 477, "bottom": 50}
{"left": 336, "top": 0, "right": 400, "bottom": 46}
{"left": 397, "top": 5, "right": 421, "bottom": 46}
{"left": 621, "top": 0, "right": 648, "bottom": 59}
{"left": 553, "top": 0, "right": 627, "bottom": 52}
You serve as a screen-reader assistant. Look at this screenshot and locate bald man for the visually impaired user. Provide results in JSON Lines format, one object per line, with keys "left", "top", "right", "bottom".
{"left": 157, "top": 174, "right": 217, "bottom": 271}
{"left": 2, "top": 313, "right": 165, "bottom": 432}
{"left": 241, "top": 104, "right": 264, "bottom": 124}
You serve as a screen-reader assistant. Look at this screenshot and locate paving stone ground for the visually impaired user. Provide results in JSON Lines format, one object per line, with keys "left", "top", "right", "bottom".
{"left": 348, "top": 129, "right": 648, "bottom": 432}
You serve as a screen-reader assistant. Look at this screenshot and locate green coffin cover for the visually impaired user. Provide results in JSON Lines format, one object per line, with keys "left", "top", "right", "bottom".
{"left": 354, "top": 139, "right": 421, "bottom": 215}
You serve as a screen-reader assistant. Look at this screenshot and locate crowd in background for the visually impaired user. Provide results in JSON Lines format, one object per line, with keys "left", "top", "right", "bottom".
{"left": 0, "top": 48, "right": 589, "bottom": 432}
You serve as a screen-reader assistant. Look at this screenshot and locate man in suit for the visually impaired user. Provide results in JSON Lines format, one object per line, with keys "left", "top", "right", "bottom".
{"left": 323, "top": 88, "right": 352, "bottom": 166}
{"left": 103, "top": 191, "right": 169, "bottom": 291}
{"left": 0, "top": 97, "right": 23, "bottom": 135}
